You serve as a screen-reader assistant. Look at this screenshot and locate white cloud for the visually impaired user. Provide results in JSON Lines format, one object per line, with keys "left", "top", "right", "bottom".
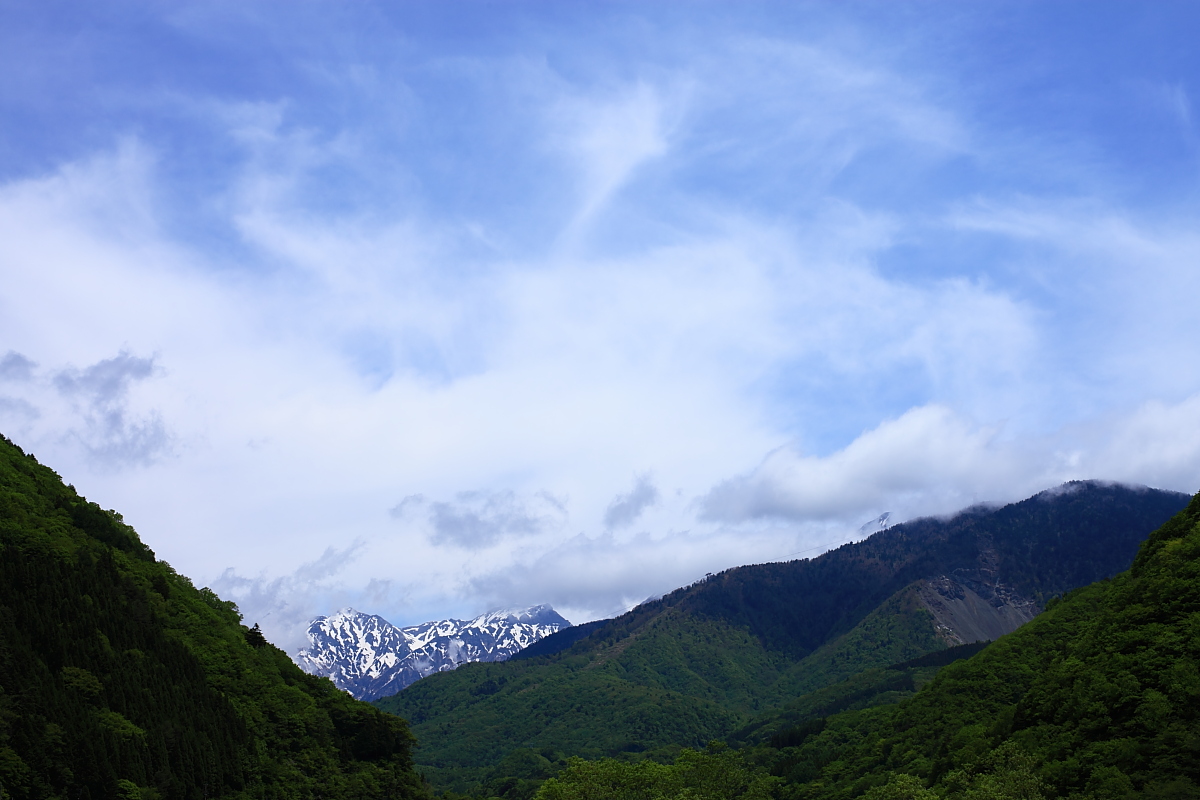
{"left": 210, "top": 542, "right": 367, "bottom": 654}
{"left": 1084, "top": 394, "right": 1200, "bottom": 493}
{"left": 467, "top": 523, "right": 822, "bottom": 623}
{"left": 700, "top": 405, "right": 1031, "bottom": 524}
{"left": 701, "top": 397, "right": 1200, "bottom": 528}
{"left": 52, "top": 351, "right": 171, "bottom": 467}
{"left": 0, "top": 347, "right": 172, "bottom": 469}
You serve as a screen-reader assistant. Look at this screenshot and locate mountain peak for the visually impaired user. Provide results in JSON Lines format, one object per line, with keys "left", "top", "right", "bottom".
{"left": 857, "top": 511, "right": 893, "bottom": 536}
{"left": 296, "top": 604, "right": 567, "bottom": 700}
{"left": 471, "top": 604, "right": 570, "bottom": 628}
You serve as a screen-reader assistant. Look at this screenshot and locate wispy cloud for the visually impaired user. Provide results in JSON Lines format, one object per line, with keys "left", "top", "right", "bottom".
{"left": 0, "top": 346, "right": 171, "bottom": 469}
{"left": 553, "top": 81, "right": 671, "bottom": 238}
{"left": 52, "top": 351, "right": 169, "bottom": 467}
{"left": 467, "top": 528, "right": 779, "bottom": 622}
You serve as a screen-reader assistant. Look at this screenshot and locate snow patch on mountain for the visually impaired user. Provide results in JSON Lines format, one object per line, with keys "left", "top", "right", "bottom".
{"left": 295, "top": 604, "right": 569, "bottom": 700}
{"left": 857, "top": 511, "right": 894, "bottom": 538}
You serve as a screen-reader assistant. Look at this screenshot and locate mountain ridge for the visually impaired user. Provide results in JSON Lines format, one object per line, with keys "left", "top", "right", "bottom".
{"left": 374, "top": 480, "right": 1190, "bottom": 789}
{"left": 297, "top": 604, "right": 569, "bottom": 700}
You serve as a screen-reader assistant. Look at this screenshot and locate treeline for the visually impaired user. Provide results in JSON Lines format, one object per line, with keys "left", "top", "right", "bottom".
{"left": 0, "top": 434, "right": 430, "bottom": 800}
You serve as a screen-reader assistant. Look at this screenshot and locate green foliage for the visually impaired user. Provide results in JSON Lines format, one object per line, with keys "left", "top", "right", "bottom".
{"left": 861, "top": 774, "right": 937, "bottom": 800}
{"left": 477, "top": 748, "right": 566, "bottom": 800}
{"left": 507, "top": 490, "right": 1200, "bottom": 800}
{"left": 243, "top": 623, "right": 268, "bottom": 648}
{"left": 886, "top": 641, "right": 991, "bottom": 671}
{"left": 377, "top": 613, "right": 767, "bottom": 771}
{"left": 0, "top": 434, "right": 430, "bottom": 800}
{"left": 769, "top": 585, "right": 946, "bottom": 699}
{"left": 938, "top": 741, "right": 1047, "bottom": 799}
{"left": 533, "top": 745, "right": 777, "bottom": 800}
{"left": 729, "top": 641, "right": 990, "bottom": 748}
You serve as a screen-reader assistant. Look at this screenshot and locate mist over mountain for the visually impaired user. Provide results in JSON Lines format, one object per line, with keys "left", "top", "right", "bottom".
{"left": 296, "top": 605, "right": 569, "bottom": 700}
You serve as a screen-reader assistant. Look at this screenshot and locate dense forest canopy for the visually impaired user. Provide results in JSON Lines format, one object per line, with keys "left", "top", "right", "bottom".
{"left": 0, "top": 434, "right": 430, "bottom": 800}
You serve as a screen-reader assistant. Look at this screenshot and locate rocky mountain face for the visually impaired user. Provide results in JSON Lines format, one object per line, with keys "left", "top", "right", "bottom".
{"left": 296, "top": 604, "right": 569, "bottom": 700}
{"left": 913, "top": 576, "right": 1039, "bottom": 645}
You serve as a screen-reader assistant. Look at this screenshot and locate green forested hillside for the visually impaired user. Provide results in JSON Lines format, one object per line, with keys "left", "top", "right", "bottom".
{"left": 376, "top": 483, "right": 1188, "bottom": 789}
{"left": 758, "top": 488, "right": 1200, "bottom": 798}
{"left": 726, "top": 642, "right": 992, "bottom": 749}
{"left": 0, "top": 435, "right": 429, "bottom": 800}
{"left": 535, "top": 490, "right": 1200, "bottom": 799}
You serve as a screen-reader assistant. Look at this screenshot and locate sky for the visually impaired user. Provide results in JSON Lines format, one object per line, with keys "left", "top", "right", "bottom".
{"left": 2, "top": 1, "right": 1200, "bottom": 654}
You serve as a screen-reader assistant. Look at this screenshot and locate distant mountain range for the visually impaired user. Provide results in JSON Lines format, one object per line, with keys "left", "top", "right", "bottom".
{"left": 296, "top": 605, "right": 569, "bottom": 700}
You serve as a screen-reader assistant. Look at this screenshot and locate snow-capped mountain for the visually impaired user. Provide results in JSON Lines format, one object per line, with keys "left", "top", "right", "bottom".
{"left": 295, "top": 604, "right": 569, "bottom": 700}
{"left": 857, "top": 511, "right": 894, "bottom": 538}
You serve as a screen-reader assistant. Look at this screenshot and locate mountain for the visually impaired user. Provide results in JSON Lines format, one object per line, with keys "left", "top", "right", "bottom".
{"left": 373, "top": 481, "right": 1190, "bottom": 792}
{"left": 736, "top": 488, "right": 1200, "bottom": 798}
{"left": 296, "top": 605, "right": 569, "bottom": 700}
{"left": 0, "top": 434, "right": 429, "bottom": 800}
{"left": 508, "top": 619, "right": 608, "bottom": 662}
{"left": 857, "top": 511, "right": 894, "bottom": 537}
{"left": 534, "top": 486, "right": 1200, "bottom": 800}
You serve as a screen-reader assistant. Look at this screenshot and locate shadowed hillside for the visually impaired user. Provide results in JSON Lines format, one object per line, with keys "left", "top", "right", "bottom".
{"left": 0, "top": 434, "right": 430, "bottom": 800}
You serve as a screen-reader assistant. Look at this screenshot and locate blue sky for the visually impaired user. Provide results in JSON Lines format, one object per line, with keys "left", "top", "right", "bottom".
{"left": 2, "top": 1, "right": 1200, "bottom": 652}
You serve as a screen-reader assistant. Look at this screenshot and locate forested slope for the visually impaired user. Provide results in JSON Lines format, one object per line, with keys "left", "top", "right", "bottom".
{"left": 740, "top": 488, "right": 1200, "bottom": 797}
{"left": 527, "top": 490, "right": 1200, "bottom": 799}
{"left": 0, "top": 435, "right": 430, "bottom": 800}
{"left": 377, "top": 482, "right": 1189, "bottom": 787}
